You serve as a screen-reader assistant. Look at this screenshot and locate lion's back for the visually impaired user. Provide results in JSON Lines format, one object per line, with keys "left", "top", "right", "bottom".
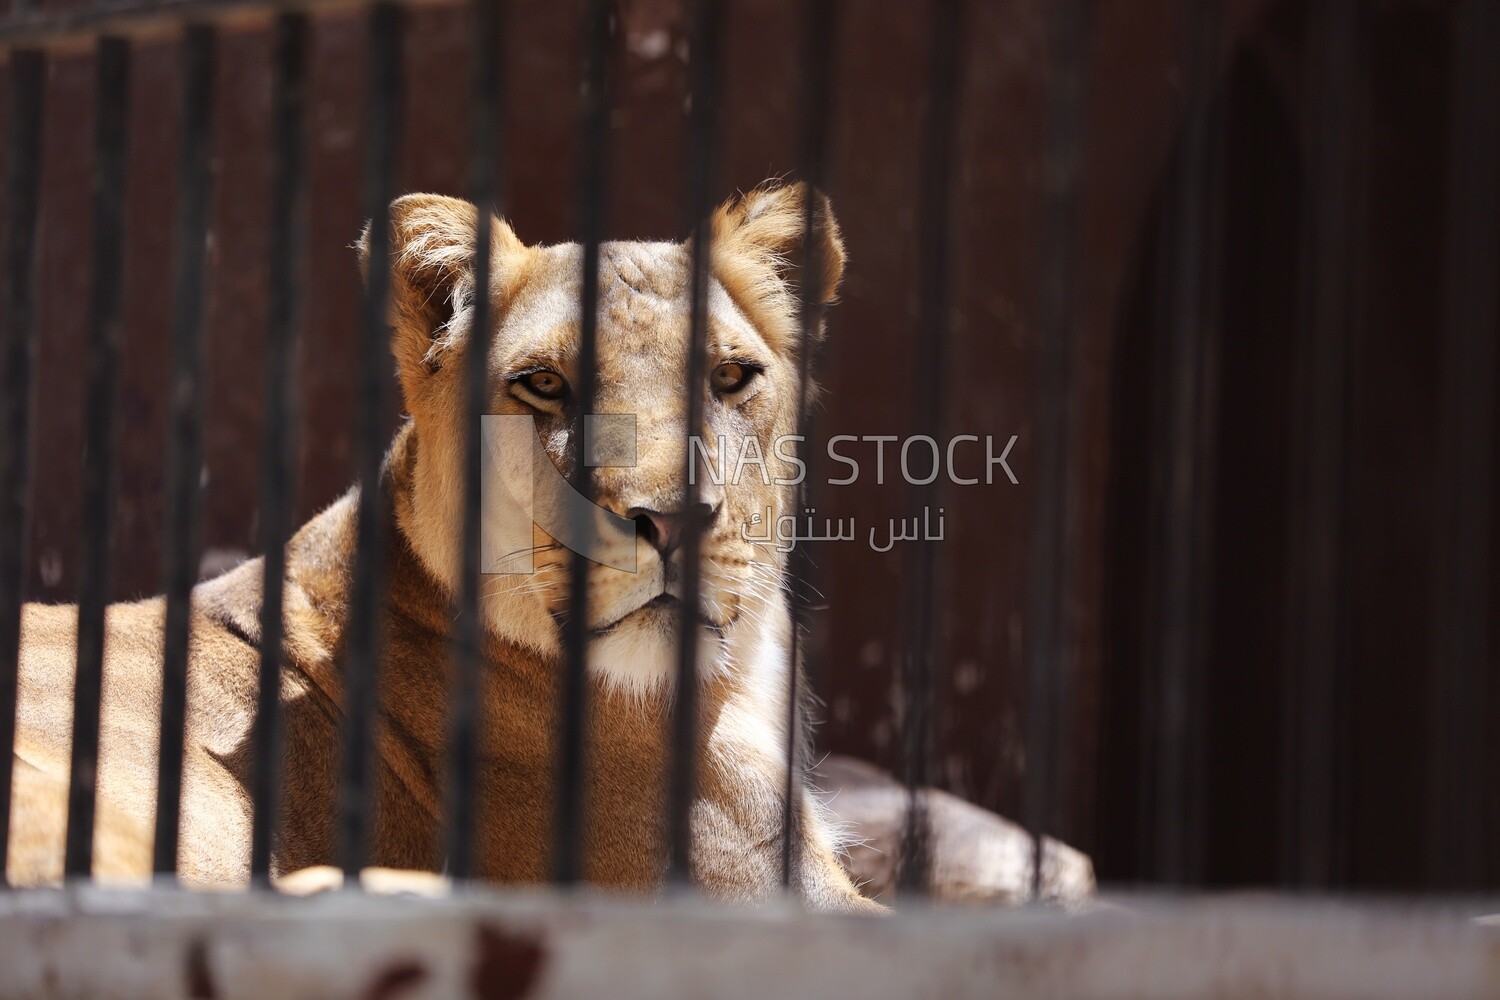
{"left": 9, "top": 598, "right": 168, "bottom": 885}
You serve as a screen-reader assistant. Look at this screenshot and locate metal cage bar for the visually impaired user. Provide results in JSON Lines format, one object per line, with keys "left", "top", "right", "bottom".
{"left": 1428, "top": 0, "right": 1499, "bottom": 893}
{"left": 249, "top": 10, "right": 308, "bottom": 885}
{"left": 444, "top": 0, "right": 503, "bottom": 883}
{"left": 0, "top": 0, "right": 341, "bottom": 48}
{"left": 0, "top": 47, "right": 45, "bottom": 888}
{"left": 1280, "top": 0, "right": 1360, "bottom": 891}
{"left": 1145, "top": 0, "right": 1224, "bottom": 888}
{"left": 154, "top": 23, "right": 216, "bottom": 878}
{"left": 666, "top": 0, "right": 723, "bottom": 889}
{"left": 898, "top": 0, "right": 963, "bottom": 897}
{"left": 340, "top": 0, "right": 403, "bottom": 879}
{"left": 553, "top": 0, "right": 612, "bottom": 887}
{"left": 1025, "top": 0, "right": 1086, "bottom": 899}
{"left": 63, "top": 34, "right": 131, "bottom": 880}
{"left": 779, "top": 0, "right": 837, "bottom": 891}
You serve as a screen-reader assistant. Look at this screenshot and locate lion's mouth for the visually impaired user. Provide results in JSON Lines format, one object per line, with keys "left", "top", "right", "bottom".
{"left": 592, "top": 591, "right": 736, "bottom": 635}
{"left": 634, "top": 591, "right": 726, "bottom": 629}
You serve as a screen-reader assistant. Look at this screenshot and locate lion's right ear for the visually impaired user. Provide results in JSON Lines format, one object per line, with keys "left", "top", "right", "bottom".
{"left": 357, "top": 193, "right": 524, "bottom": 386}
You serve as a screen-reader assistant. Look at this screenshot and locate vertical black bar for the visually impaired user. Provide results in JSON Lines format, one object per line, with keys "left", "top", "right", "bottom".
{"left": 780, "top": 0, "right": 837, "bottom": 891}
{"left": 1280, "top": 0, "right": 1358, "bottom": 891}
{"left": 0, "top": 49, "right": 45, "bottom": 888}
{"left": 1025, "top": 0, "right": 1086, "bottom": 900}
{"left": 666, "top": 0, "right": 723, "bottom": 887}
{"left": 1428, "top": 0, "right": 1499, "bottom": 893}
{"left": 897, "top": 0, "right": 963, "bottom": 897}
{"left": 154, "top": 24, "right": 215, "bottom": 879}
{"left": 341, "top": 0, "right": 403, "bottom": 880}
{"left": 445, "top": 0, "right": 503, "bottom": 883}
{"left": 553, "top": 0, "right": 611, "bottom": 887}
{"left": 64, "top": 36, "right": 131, "bottom": 881}
{"left": 249, "top": 12, "right": 307, "bottom": 886}
{"left": 1146, "top": 0, "right": 1223, "bottom": 888}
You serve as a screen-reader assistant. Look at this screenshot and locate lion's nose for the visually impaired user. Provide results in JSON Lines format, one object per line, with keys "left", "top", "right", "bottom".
{"left": 626, "top": 501, "right": 718, "bottom": 558}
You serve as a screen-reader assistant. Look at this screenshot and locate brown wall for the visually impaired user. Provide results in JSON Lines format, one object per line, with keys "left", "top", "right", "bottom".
{"left": 8, "top": 0, "right": 1265, "bottom": 873}
{"left": 9, "top": 0, "right": 1491, "bottom": 890}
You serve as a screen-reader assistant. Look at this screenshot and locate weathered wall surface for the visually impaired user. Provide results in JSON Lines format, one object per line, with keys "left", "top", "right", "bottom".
{"left": 12, "top": 0, "right": 1487, "bottom": 891}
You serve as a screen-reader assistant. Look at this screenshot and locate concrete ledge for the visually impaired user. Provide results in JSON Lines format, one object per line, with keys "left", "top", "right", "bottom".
{"left": 1, "top": 887, "right": 1498, "bottom": 999}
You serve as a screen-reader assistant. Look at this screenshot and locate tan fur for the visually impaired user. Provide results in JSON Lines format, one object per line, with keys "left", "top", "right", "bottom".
{"left": 7, "top": 181, "right": 880, "bottom": 913}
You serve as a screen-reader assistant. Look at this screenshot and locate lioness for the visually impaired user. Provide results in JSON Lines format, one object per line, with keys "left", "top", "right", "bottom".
{"left": 7, "top": 179, "right": 880, "bottom": 913}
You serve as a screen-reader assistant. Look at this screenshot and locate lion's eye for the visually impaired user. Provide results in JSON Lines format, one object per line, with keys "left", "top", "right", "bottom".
{"left": 518, "top": 369, "right": 568, "bottom": 401}
{"left": 711, "top": 361, "right": 757, "bottom": 394}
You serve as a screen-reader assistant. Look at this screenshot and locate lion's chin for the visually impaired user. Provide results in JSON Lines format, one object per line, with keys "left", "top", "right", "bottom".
{"left": 586, "top": 608, "right": 731, "bottom": 696}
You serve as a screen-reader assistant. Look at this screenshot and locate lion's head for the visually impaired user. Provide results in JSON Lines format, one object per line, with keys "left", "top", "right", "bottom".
{"left": 360, "top": 180, "right": 845, "bottom": 693}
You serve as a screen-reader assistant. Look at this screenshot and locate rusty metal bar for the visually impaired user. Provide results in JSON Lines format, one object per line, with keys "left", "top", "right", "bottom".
{"left": 64, "top": 34, "right": 131, "bottom": 881}
{"left": 554, "top": 0, "right": 611, "bottom": 886}
{"left": 1427, "top": 0, "right": 1499, "bottom": 892}
{"left": 0, "top": 47, "right": 44, "bottom": 888}
{"left": 1147, "top": 0, "right": 1223, "bottom": 888}
{"left": 1280, "top": 0, "right": 1359, "bottom": 891}
{"left": 249, "top": 11, "right": 307, "bottom": 885}
{"left": 445, "top": 0, "right": 503, "bottom": 883}
{"left": 340, "top": 0, "right": 403, "bottom": 879}
{"left": 0, "top": 0, "right": 352, "bottom": 48}
{"left": 898, "top": 0, "right": 963, "bottom": 896}
{"left": 780, "top": 0, "right": 836, "bottom": 891}
{"left": 666, "top": 0, "right": 723, "bottom": 888}
{"left": 1024, "top": 0, "right": 1085, "bottom": 899}
{"left": 154, "top": 23, "right": 216, "bottom": 878}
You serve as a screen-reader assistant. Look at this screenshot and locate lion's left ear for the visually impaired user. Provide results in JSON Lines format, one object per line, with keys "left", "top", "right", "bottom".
{"left": 709, "top": 180, "right": 846, "bottom": 350}
{"left": 357, "top": 193, "right": 524, "bottom": 394}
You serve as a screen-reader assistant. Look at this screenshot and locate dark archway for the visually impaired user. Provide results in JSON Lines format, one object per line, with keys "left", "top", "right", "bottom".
{"left": 1098, "top": 0, "right": 1484, "bottom": 891}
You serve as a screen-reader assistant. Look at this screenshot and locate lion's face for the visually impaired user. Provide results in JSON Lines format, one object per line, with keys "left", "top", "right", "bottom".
{"left": 485, "top": 239, "right": 799, "bottom": 690}
{"left": 373, "top": 182, "right": 844, "bottom": 692}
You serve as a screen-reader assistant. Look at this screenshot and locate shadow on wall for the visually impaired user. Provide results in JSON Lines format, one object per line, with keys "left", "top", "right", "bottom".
{"left": 1100, "top": 0, "right": 1494, "bottom": 892}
